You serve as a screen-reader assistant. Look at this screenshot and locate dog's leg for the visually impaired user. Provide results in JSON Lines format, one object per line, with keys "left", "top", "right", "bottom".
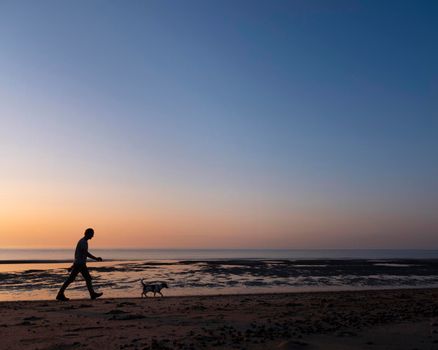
{"left": 158, "top": 291, "right": 163, "bottom": 297}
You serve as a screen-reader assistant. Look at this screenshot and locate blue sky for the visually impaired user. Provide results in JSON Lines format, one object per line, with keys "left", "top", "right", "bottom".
{"left": 0, "top": 1, "right": 437, "bottom": 248}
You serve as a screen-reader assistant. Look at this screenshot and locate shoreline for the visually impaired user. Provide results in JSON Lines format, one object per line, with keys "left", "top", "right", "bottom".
{"left": 1, "top": 287, "right": 438, "bottom": 349}
{"left": 2, "top": 285, "right": 438, "bottom": 304}
{"left": 3, "top": 258, "right": 438, "bottom": 302}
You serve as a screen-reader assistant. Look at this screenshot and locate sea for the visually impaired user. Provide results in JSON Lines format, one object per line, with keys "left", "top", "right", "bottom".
{"left": 1, "top": 249, "right": 438, "bottom": 301}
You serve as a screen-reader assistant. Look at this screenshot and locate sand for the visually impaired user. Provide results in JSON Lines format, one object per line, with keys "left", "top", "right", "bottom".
{"left": 1, "top": 288, "right": 438, "bottom": 350}
{"left": 4, "top": 259, "right": 438, "bottom": 301}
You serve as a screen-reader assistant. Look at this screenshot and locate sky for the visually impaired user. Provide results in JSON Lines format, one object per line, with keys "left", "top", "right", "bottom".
{"left": 0, "top": 0, "right": 437, "bottom": 249}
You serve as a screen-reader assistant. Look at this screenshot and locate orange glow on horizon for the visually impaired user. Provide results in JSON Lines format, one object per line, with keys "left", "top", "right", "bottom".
{"left": 1, "top": 179, "right": 438, "bottom": 249}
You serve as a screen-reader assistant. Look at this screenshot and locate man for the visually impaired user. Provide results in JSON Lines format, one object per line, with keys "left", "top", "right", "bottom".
{"left": 56, "top": 228, "right": 103, "bottom": 301}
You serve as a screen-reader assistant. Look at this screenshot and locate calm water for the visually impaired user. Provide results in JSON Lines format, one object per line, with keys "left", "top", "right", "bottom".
{"left": 2, "top": 249, "right": 438, "bottom": 262}
{"left": 1, "top": 249, "right": 438, "bottom": 301}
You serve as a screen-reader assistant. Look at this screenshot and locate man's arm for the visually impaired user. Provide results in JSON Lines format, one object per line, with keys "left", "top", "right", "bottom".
{"left": 87, "top": 252, "right": 103, "bottom": 261}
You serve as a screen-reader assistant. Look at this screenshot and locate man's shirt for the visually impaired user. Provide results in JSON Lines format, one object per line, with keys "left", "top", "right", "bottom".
{"left": 74, "top": 237, "right": 88, "bottom": 264}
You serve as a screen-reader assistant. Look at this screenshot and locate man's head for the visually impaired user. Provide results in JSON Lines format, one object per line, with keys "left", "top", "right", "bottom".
{"left": 84, "top": 228, "right": 95, "bottom": 240}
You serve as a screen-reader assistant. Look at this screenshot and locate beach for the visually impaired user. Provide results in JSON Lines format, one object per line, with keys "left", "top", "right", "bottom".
{"left": 2, "top": 257, "right": 438, "bottom": 301}
{"left": 3, "top": 1, "right": 437, "bottom": 349}
{"left": 1, "top": 288, "right": 438, "bottom": 350}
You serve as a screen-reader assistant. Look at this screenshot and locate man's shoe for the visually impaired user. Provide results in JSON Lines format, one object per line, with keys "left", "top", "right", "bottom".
{"left": 90, "top": 292, "right": 103, "bottom": 300}
{"left": 56, "top": 294, "right": 70, "bottom": 301}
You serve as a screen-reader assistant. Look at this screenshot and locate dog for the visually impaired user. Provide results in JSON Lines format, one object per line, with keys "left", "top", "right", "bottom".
{"left": 141, "top": 279, "right": 168, "bottom": 297}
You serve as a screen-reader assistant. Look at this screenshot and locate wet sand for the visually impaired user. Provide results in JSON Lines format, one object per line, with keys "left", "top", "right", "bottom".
{"left": 1, "top": 288, "right": 438, "bottom": 349}
{"left": 3, "top": 259, "right": 438, "bottom": 302}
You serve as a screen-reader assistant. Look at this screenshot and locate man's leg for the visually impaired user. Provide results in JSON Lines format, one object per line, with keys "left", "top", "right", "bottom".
{"left": 80, "top": 265, "right": 103, "bottom": 299}
{"left": 57, "top": 266, "right": 79, "bottom": 300}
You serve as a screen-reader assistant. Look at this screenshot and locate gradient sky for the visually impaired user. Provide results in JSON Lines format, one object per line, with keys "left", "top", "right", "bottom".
{"left": 1, "top": 0, "right": 437, "bottom": 249}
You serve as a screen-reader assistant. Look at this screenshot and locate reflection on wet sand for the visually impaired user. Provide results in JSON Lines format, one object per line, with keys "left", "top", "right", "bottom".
{"left": 1, "top": 259, "right": 438, "bottom": 301}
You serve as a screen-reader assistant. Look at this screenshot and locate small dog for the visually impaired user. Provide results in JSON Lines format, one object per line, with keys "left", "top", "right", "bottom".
{"left": 141, "top": 279, "right": 168, "bottom": 297}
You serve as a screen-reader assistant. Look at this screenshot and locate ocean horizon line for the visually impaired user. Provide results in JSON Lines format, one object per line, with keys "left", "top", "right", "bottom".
{"left": 2, "top": 248, "right": 438, "bottom": 251}
{"left": 1, "top": 248, "right": 438, "bottom": 264}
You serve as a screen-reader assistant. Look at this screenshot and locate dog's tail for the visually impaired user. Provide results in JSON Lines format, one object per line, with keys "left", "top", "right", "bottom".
{"left": 140, "top": 279, "right": 147, "bottom": 287}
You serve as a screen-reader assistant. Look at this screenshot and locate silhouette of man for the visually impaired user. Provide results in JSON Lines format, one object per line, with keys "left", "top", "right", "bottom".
{"left": 56, "top": 228, "right": 103, "bottom": 301}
